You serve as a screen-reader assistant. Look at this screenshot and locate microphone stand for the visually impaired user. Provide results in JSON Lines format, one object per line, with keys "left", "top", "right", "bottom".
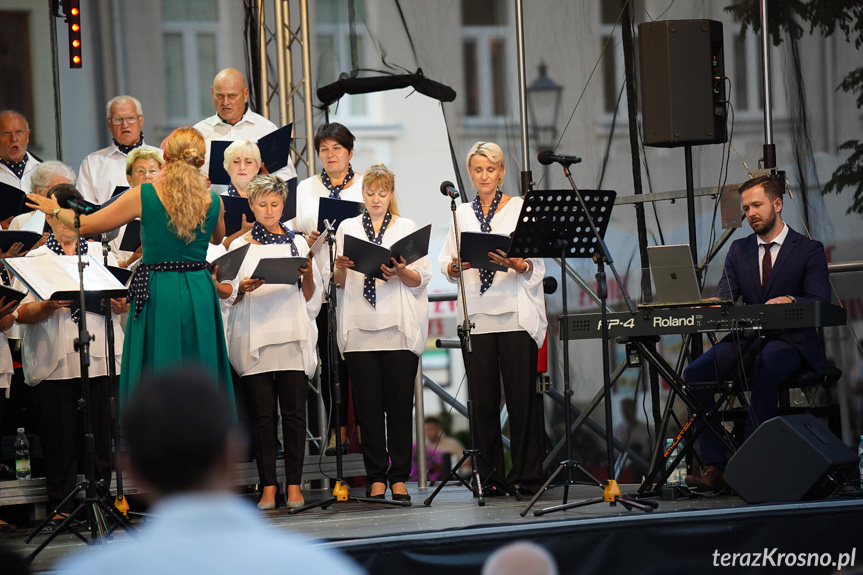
{"left": 423, "top": 193, "right": 521, "bottom": 507}
{"left": 26, "top": 209, "right": 134, "bottom": 563}
{"left": 529, "top": 161, "right": 653, "bottom": 517}
{"left": 290, "top": 220, "right": 407, "bottom": 513}
{"left": 101, "top": 234, "right": 128, "bottom": 519}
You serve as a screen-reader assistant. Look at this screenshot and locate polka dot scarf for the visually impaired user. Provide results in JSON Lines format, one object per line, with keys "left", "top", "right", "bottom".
{"left": 360, "top": 209, "right": 391, "bottom": 308}
{"left": 250, "top": 222, "right": 300, "bottom": 256}
{"left": 45, "top": 231, "right": 89, "bottom": 324}
{"left": 321, "top": 165, "right": 355, "bottom": 199}
{"left": 472, "top": 188, "right": 502, "bottom": 294}
{"left": 0, "top": 155, "right": 27, "bottom": 179}
{"left": 225, "top": 184, "right": 242, "bottom": 197}
{"left": 113, "top": 134, "right": 144, "bottom": 155}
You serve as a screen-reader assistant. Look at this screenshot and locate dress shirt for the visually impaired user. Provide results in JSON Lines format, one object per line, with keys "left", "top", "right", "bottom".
{"left": 757, "top": 221, "right": 790, "bottom": 286}
{"left": 77, "top": 142, "right": 158, "bottom": 204}
{"left": 0, "top": 152, "right": 40, "bottom": 195}
{"left": 193, "top": 110, "right": 297, "bottom": 183}
{"left": 56, "top": 492, "right": 365, "bottom": 575}
{"left": 438, "top": 197, "right": 548, "bottom": 347}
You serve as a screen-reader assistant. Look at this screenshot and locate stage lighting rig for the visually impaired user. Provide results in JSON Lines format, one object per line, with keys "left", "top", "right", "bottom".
{"left": 64, "top": 0, "right": 82, "bottom": 68}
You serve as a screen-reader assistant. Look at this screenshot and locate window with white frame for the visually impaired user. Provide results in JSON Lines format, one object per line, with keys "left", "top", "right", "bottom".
{"left": 315, "top": 0, "right": 370, "bottom": 121}
{"left": 600, "top": 0, "right": 626, "bottom": 118}
{"left": 462, "top": 0, "right": 509, "bottom": 122}
{"left": 162, "top": 0, "right": 220, "bottom": 126}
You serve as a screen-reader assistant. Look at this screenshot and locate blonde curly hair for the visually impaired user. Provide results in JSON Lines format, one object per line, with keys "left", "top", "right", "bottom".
{"left": 156, "top": 127, "right": 211, "bottom": 243}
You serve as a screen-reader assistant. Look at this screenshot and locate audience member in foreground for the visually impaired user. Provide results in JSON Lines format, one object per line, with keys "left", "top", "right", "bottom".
{"left": 57, "top": 366, "right": 365, "bottom": 575}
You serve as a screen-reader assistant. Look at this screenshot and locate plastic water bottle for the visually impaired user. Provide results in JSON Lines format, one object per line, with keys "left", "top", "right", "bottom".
{"left": 665, "top": 439, "right": 679, "bottom": 485}
{"left": 675, "top": 441, "right": 687, "bottom": 484}
{"left": 15, "top": 428, "right": 31, "bottom": 480}
{"left": 857, "top": 435, "right": 863, "bottom": 486}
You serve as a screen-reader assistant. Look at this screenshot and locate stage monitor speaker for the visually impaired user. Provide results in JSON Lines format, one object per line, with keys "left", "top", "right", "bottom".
{"left": 725, "top": 414, "right": 857, "bottom": 504}
{"left": 638, "top": 19, "right": 727, "bottom": 147}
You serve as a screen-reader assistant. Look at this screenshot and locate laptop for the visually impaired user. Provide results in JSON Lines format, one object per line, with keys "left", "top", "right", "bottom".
{"left": 643, "top": 244, "right": 704, "bottom": 307}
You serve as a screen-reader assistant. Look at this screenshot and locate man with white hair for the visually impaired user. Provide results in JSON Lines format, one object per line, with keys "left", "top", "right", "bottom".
{"left": 77, "top": 95, "right": 157, "bottom": 204}
{"left": 9, "top": 161, "right": 76, "bottom": 233}
{"left": 0, "top": 110, "right": 40, "bottom": 195}
{"left": 193, "top": 68, "right": 297, "bottom": 187}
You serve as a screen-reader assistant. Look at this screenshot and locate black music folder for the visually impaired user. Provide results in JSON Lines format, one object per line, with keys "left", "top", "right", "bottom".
{"left": 316, "top": 197, "right": 364, "bottom": 232}
{"left": 118, "top": 219, "right": 142, "bottom": 252}
{"left": 0, "top": 230, "right": 43, "bottom": 252}
{"left": 250, "top": 256, "right": 307, "bottom": 285}
{"left": 207, "top": 123, "right": 293, "bottom": 185}
{"left": 207, "top": 141, "right": 233, "bottom": 186}
{"left": 460, "top": 232, "right": 510, "bottom": 272}
{"left": 210, "top": 243, "right": 251, "bottom": 282}
{"left": 0, "top": 284, "right": 26, "bottom": 304}
{"left": 0, "top": 182, "right": 30, "bottom": 222}
{"left": 106, "top": 265, "right": 133, "bottom": 287}
{"left": 112, "top": 185, "right": 129, "bottom": 198}
{"left": 221, "top": 195, "right": 256, "bottom": 237}
{"left": 342, "top": 225, "right": 431, "bottom": 280}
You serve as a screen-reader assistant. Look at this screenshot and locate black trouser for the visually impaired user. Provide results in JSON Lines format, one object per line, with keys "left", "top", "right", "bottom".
{"left": 316, "top": 303, "right": 351, "bottom": 432}
{"left": 468, "top": 331, "right": 545, "bottom": 491}
{"left": 242, "top": 370, "right": 309, "bottom": 485}
{"left": 33, "top": 376, "right": 111, "bottom": 511}
{"left": 344, "top": 350, "right": 417, "bottom": 485}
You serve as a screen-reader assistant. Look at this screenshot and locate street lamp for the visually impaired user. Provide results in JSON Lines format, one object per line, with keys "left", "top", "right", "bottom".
{"left": 526, "top": 62, "right": 563, "bottom": 187}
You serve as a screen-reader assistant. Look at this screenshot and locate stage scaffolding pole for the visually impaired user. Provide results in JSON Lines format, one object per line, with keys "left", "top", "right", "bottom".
{"left": 256, "top": 0, "right": 316, "bottom": 179}
{"left": 515, "top": 0, "right": 533, "bottom": 196}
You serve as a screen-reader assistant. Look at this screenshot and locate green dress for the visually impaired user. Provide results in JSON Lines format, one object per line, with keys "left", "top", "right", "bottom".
{"left": 119, "top": 183, "right": 234, "bottom": 410}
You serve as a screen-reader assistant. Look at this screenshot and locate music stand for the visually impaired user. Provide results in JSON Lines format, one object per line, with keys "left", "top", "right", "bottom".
{"left": 510, "top": 187, "right": 654, "bottom": 516}
{"left": 25, "top": 212, "right": 135, "bottom": 562}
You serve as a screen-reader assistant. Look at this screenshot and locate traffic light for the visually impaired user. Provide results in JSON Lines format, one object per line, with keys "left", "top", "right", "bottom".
{"left": 65, "top": 0, "right": 82, "bottom": 68}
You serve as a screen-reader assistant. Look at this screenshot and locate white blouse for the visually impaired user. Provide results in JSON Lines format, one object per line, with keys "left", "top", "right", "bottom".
{"left": 222, "top": 237, "right": 322, "bottom": 377}
{"left": 290, "top": 173, "right": 364, "bottom": 286}
{"left": 438, "top": 196, "right": 548, "bottom": 347}
{"left": 333, "top": 215, "right": 431, "bottom": 357}
{"left": 14, "top": 245, "right": 124, "bottom": 385}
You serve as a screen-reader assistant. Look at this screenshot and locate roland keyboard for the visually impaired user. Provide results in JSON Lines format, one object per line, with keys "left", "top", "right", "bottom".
{"left": 562, "top": 302, "right": 846, "bottom": 340}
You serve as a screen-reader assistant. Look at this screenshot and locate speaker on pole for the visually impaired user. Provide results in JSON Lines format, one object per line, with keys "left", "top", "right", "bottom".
{"left": 725, "top": 414, "right": 858, "bottom": 503}
{"left": 638, "top": 19, "right": 727, "bottom": 148}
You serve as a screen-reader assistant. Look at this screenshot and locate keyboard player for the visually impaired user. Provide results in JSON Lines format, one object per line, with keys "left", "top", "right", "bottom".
{"left": 683, "top": 175, "right": 830, "bottom": 492}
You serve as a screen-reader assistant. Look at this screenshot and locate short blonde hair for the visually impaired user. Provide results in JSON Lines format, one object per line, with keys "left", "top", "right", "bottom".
{"left": 222, "top": 140, "right": 261, "bottom": 172}
{"left": 246, "top": 174, "right": 288, "bottom": 205}
{"left": 125, "top": 147, "right": 164, "bottom": 175}
{"left": 466, "top": 141, "right": 506, "bottom": 188}
{"left": 363, "top": 163, "right": 399, "bottom": 216}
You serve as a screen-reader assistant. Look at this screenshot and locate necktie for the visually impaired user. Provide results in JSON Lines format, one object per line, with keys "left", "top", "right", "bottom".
{"left": 761, "top": 242, "right": 774, "bottom": 293}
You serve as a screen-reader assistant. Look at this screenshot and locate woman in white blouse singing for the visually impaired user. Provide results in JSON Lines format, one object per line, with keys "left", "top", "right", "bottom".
{"left": 333, "top": 163, "right": 431, "bottom": 502}
{"left": 439, "top": 142, "right": 547, "bottom": 496}
{"left": 220, "top": 174, "right": 321, "bottom": 510}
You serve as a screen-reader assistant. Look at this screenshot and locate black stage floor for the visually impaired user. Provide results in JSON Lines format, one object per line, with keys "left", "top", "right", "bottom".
{"left": 3, "top": 482, "right": 862, "bottom": 574}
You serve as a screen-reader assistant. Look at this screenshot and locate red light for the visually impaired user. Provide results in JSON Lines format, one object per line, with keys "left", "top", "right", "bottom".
{"left": 72, "top": 23, "right": 80, "bottom": 31}
{"left": 72, "top": 40, "right": 80, "bottom": 48}
{"left": 71, "top": 7, "right": 79, "bottom": 15}
{"left": 73, "top": 56, "right": 81, "bottom": 64}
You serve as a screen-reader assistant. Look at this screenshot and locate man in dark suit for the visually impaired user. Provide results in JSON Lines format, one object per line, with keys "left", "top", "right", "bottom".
{"left": 684, "top": 174, "right": 831, "bottom": 491}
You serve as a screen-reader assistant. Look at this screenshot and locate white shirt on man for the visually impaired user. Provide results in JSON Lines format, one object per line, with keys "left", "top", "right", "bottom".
{"left": 193, "top": 110, "right": 297, "bottom": 183}
{"left": 0, "top": 151, "right": 40, "bottom": 195}
{"left": 77, "top": 142, "right": 158, "bottom": 205}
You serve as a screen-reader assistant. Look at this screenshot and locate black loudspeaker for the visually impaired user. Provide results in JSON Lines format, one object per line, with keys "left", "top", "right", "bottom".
{"left": 638, "top": 19, "right": 727, "bottom": 147}
{"left": 725, "top": 414, "right": 858, "bottom": 503}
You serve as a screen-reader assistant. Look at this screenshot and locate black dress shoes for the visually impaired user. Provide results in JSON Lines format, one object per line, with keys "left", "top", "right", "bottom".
{"left": 685, "top": 465, "right": 727, "bottom": 492}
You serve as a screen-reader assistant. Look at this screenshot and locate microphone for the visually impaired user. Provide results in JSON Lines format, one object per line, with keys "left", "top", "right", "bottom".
{"left": 537, "top": 150, "right": 583, "bottom": 166}
{"left": 53, "top": 185, "right": 96, "bottom": 214}
{"left": 439, "top": 181, "right": 460, "bottom": 199}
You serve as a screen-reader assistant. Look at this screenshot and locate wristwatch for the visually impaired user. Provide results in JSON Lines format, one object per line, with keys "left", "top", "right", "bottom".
{"left": 786, "top": 295, "right": 797, "bottom": 303}
{"left": 52, "top": 206, "right": 62, "bottom": 217}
